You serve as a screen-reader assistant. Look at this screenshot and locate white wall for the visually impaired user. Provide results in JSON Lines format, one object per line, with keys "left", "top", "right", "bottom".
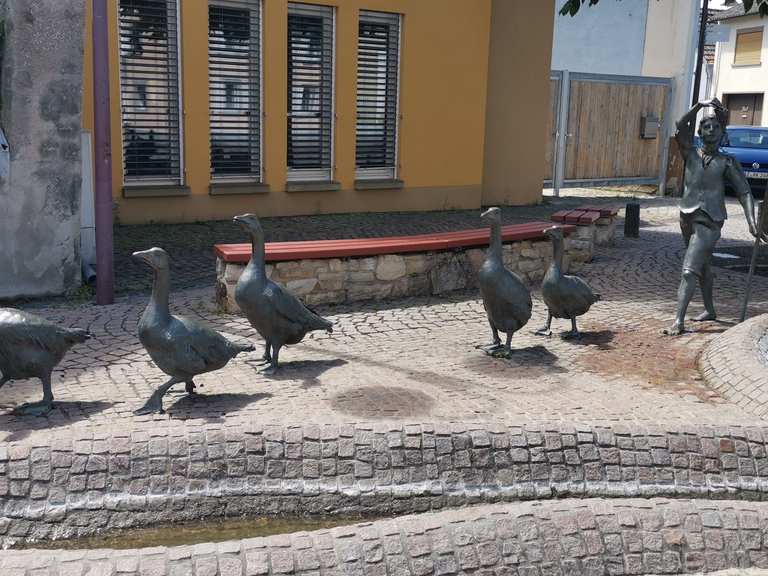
{"left": 642, "top": 0, "right": 698, "bottom": 125}
{"left": 551, "top": 0, "right": 648, "bottom": 75}
{"left": 713, "top": 14, "right": 768, "bottom": 126}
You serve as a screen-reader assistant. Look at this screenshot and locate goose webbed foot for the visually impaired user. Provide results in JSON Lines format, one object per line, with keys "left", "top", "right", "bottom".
{"left": 490, "top": 346, "right": 514, "bottom": 359}
{"left": 475, "top": 338, "right": 503, "bottom": 353}
{"left": 489, "top": 333, "right": 515, "bottom": 358}
{"left": 134, "top": 378, "right": 179, "bottom": 415}
{"left": 185, "top": 381, "right": 198, "bottom": 395}
{"left": 534, "top": 313, "right": 553, "bottom": 337}
{"left": 254, "top": 341, "right": 272, "bottom": 365}
{"left": 692, "top": 311, "right": 717, "bottom": 322}
{"left": 15, "top": 400, "right": 54, "bottom": 416}
{"left": 562, "top": 318, "right": 581, "bottom": 340}
{"left": 261, "top": 364, "right": 279, "bottom": 376}
{"left": 134, "top": 399, "right": 165, "bottom": 416}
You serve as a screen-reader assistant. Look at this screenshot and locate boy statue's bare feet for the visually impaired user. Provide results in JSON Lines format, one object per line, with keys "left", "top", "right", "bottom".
{"left": 663, "top": 321, "right": 685, "bottom": 336}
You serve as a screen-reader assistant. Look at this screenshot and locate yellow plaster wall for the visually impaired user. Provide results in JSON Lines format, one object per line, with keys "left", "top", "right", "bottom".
{"left": 81, "top": 0, "right": 550, "bottom": 223}
{"left": 482, "top": 0, "right": 555, "bottom": 207}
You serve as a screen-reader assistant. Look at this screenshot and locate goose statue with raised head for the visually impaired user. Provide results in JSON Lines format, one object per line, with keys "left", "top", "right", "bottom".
{"left": 477, "top": 207, "right": 533, "bottom": 357}
{"left": 233, "top": 213, "right": 333, "bottom": 374}
{"left": 536, "top": 226, "right": 600, "bottom": 338}
{"left": 132, "top": 247, "right": 254, "bottom": 414}
{"left": 0, "top": 309, "right": 90, "bottom": 415}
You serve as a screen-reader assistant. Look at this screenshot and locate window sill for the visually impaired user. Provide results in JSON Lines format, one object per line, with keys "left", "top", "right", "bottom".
{"left": 122, "top": 185, "right": 190, "bottom": 198}
{"left": 209, "top": 182, "right": 270, "bottom": 196}
{"left": 732, "top": 63, "right": 762, "bottom": 68}
{"left": 285, "top": 180, "right": 341, "bottom": 193}
{"left": 354, "top": 179, "right": 404, "bottom": 191}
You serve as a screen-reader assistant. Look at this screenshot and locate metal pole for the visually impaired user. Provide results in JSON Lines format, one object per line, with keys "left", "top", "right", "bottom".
{"left": 553, "top": 70, "right": 570, "bottom": 197}
{"left": 740, "top": 200, "right": 766, "bottom": 323}
{"left": 691, "top": 0, "right": 709, "bottom": 106}
{"left": 92, "top": 0, "right": 114, "bottom": 305}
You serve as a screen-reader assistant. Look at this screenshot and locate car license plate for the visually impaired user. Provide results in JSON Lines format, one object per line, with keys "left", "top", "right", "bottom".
{"left": 745, "top": 171, "right": 768, "bottom": 179}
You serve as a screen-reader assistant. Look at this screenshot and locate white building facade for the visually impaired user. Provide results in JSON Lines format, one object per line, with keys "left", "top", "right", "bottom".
{"left": 711, "top": 4, "right": 767, "bottom": 126}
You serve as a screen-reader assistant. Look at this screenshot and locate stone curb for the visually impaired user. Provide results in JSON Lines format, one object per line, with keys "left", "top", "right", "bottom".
{"left": 5, "top": 423, "right": 768, "bottom": 544}
{"left": 700, "top": 315, "right": 768, "bottom": 420}
{"left": 5, "top": 498, "right": 768, "bottom": 575}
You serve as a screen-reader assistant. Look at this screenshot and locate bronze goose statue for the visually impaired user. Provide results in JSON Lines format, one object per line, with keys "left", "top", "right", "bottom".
{"left": 536, "top": 226, "right": 600, "bottom": 338}
{"left": 477, "top": 207, "right": 533, "bottom": 357}
{"left": 133, "top": 247, "right": 254, "bottom": 414}
{"left": 233, "top": 214, "right": 333, "bottom": 374}
{"left": 0, "top": 308, "right": 90, "bottom": 415}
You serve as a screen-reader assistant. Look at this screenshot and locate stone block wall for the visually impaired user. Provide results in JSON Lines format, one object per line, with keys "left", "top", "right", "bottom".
{"left": 0, "top": 0, "right": 85, "bottom": 299}
{"left": 4, "top": 498, "right": 768, "bottom": 575}
{"left": 217, "top": 235, "right": 594, "bottom": 312}
{"left": 2, "top": 422, "right": 768, "bottom": 546}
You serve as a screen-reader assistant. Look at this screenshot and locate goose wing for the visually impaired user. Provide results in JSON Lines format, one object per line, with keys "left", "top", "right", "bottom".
{"left": 0, "top": 309, "right": 74, "bottom": 354}
{"left": 176, "top": 316, "right": 239, "bottom": 371}
{"left": 265, "top": 281, "right": 331, "bottom": 331}
{"left": 482, "top": 270, "right": 532, "bottom": 330}
{"left": 559, "top": 274, "right": 600, "bottom": 316}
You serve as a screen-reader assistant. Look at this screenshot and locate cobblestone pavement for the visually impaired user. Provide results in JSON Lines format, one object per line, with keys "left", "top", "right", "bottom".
{"left": 3, "top": 196, "right": 768, "bottom": 446}
{"left": 112, "top": 189, "right": 658, "bottom": 294}
{"left": 6, "top": 498, "right": 768, "bottom": 575}
{"left": 701, "top": 315, "right": 768, "bottom": 419}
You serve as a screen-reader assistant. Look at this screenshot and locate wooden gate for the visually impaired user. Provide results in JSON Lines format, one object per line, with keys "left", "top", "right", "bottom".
{"left": 547, "top": 72, "right": 672, "bottom": 191}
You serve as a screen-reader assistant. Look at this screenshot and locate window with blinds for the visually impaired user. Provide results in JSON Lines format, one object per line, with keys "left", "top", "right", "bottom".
{"left": 287, "top": 2, "right": 334, "bottom": 182}
{"left": 209, "top": 1, "right": 261, "bottom": 180}
{"left": 734, "top": 28, "right": 763, "bottom": 66}
{"left": 356, "top": 11, "right": 400, "bottom": 180}
{"left": 118, "top": 0, "right": 182, "bottom": 183}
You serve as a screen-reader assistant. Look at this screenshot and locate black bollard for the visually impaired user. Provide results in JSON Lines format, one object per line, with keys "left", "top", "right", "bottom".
{"left": 624, "top": 201, "right": 640, "bottom": 238}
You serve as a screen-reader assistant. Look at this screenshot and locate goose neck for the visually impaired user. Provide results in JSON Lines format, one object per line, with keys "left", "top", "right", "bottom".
{"left": 149, "top": 267, "right": 171, "bottom": 318}
{"left": 551, "top": 234, "right": 565, "bottom": 270}
{"left": 488, "top": 220, "right": 502, "bottom": 262}
{"left": 248, "top": 229, "right": 266, "bottom": 275}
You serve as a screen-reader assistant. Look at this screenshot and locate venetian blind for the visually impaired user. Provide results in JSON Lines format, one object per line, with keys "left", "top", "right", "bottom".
{"left": 287, "top": 2, "right": 334, "bottom": 181}
{"left": 119, "top": 0, "right": 182, "bottom": 182}
{"left": 208, "top": 1, "right": 261, "bottom": 180}
{"left": 734, "top": 28, "right": 763, "bottom": 66}
{"left": 356, "top": 10, "right": 401, "bottom": 180}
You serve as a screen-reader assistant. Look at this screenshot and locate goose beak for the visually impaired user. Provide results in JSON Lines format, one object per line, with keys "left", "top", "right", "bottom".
{"left": 132, "top": 250, "right": 152, "bottom": 265}
{"left": 480, "top": 208, "right": 492, "bottom": 219}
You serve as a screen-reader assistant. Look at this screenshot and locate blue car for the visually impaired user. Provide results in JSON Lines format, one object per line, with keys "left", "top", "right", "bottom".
{"left": 721, "top": 126, "right": 768, "bottom": 196}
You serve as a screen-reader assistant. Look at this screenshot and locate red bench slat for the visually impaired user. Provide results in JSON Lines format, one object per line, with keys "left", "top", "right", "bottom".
{"left": 577, "top": 211, "right": 601, "bottom": 224}
{"left": 550, "top": 210, "right": 571, "bottom": 223}
{"left": 215, "top": 221, "right": 575, "bottom": 264}
{"left": 564, "top": 210, "right": 586, "bottom": 224}
{"left": 578, "top": 205, "right": 619, "bottom": 217}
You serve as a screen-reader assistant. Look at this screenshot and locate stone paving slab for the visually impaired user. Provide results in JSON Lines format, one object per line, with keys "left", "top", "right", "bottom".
{"left": 2, "top": 200, "right": 768, "bottom": 447}
{"left": 5, "top": 497, "right": 768, "bottom": 575}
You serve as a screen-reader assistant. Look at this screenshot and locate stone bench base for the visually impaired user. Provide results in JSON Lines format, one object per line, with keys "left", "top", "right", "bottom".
{"left": 216, "top": 235, "right": 593, "bottom": 312}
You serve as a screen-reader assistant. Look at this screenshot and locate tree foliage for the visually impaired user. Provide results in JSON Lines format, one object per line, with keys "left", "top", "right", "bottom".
{"left": 560, "top": 0, "right": 768, "bottom": 17}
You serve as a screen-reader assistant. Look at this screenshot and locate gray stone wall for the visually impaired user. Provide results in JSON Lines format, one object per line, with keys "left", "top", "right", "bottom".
{"left": 4, "top": 498, "right": 768, "bottom": 575}
{"left": 3, "top": 422, "right": 768, "bottom": 546}
{"left": 217, "top": 229, "right": 597, "bottom": 312}
{"left": 0, "top": 0, "right": 85, "bottom": 299}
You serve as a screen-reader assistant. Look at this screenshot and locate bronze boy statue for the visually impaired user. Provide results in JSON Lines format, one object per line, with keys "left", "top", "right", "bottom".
{"left": 665, "top": 98, "right": 760, "bottom": 335}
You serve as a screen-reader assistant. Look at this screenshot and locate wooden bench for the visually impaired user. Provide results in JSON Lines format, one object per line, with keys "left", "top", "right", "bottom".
{"left": 550, "top": 206, "right": 619, "bottom": 225}
{"left": 550, "top": 206, "right": 619, "bottom": 247}
{"left": 215, "top": 221, "right": 590, "bottom": 311}
{"left": 215, "top": 221, "right": 575, "bottom": 264}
